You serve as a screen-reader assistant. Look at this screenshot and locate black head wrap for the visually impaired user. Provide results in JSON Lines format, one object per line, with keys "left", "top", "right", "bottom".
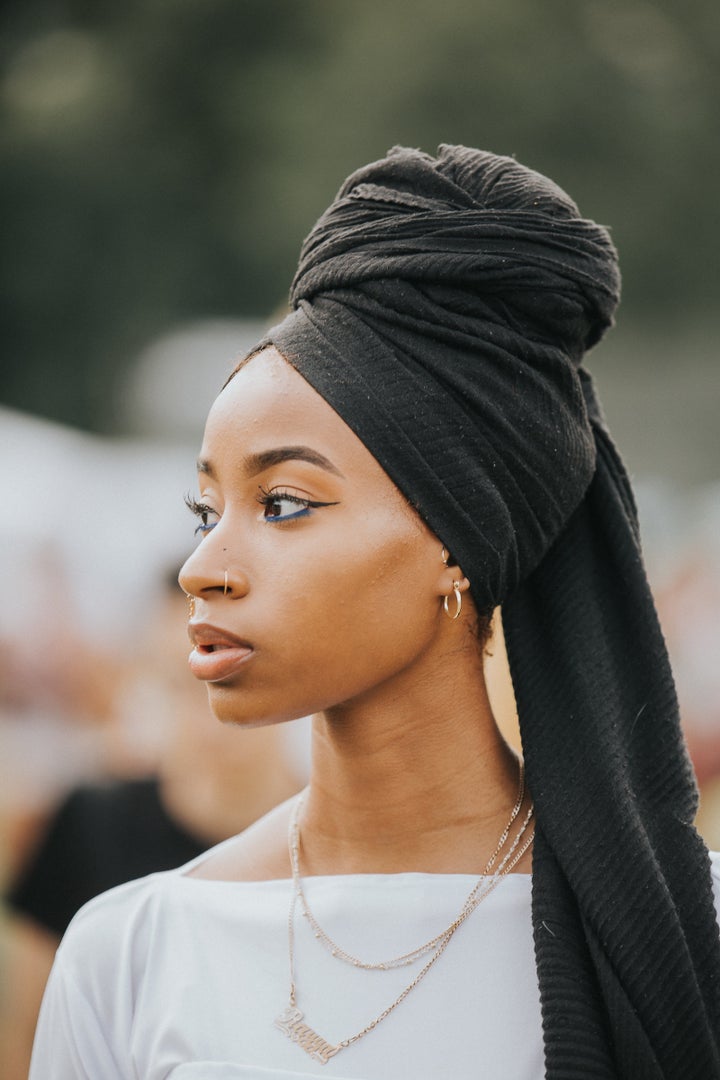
{"left": 258, "top": 145, "right": 720, "bottom": 1077}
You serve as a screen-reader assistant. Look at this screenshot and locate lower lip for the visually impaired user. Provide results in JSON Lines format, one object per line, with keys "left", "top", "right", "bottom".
{"left": 188, "top": 645, "right": 254, "bottom": 682}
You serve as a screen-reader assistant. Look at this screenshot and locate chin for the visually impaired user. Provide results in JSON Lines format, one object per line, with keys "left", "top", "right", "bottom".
{"left": 206, "top": 687, "right": 305, "bottom": 730}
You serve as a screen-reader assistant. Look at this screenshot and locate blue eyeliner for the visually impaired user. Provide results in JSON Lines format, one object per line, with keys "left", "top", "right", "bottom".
{"left": 257, "top": 488, "right": 339, "bottom": 524}
{"left": 265, "top": 504, "right": 313, "bottom": 523}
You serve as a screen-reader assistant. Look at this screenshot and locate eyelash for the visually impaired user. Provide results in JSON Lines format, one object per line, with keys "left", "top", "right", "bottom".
{"left": 185, "top": 495, "right": 217, "bottom": 536}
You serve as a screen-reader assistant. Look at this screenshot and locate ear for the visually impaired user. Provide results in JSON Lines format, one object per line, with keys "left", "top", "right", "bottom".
{"left": 438, "top": 544, "right": 471, "bottom": 598}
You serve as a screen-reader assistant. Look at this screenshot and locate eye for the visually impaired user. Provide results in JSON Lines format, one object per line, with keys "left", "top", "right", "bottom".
{"left": 184, "top": 494, "right": 219, "bottom": 537}
{"left": 256, "top": 486, "right": 338, "bottom": 524}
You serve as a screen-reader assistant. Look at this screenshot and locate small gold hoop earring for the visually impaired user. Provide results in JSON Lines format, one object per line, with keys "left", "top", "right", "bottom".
{"left": 443, "top": 581, "right": 462, "bottom": 621}
{"left": 223, "top": 570, "right": 229, "bottom": 596}
{"left": 441, "top": 545, "right": 450, "bottom": 566}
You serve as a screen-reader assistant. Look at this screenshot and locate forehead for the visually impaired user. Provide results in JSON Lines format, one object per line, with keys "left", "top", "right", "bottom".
{"left": 201, "top": 347, "right": 380, "bottom": 475}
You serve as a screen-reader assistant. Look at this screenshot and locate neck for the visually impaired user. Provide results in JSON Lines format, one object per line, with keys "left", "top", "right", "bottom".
{"left": 300, "top": 644, "right": 522, "bottom": 876}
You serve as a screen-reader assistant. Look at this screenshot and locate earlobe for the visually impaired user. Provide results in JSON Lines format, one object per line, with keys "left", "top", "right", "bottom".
{"left": 440, "top": 545, "right": 469, "bottom": 586}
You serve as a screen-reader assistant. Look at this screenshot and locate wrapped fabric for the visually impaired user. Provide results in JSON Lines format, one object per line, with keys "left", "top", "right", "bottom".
{"left": 257, "top": 144, "right": 720, "bottom": 1077}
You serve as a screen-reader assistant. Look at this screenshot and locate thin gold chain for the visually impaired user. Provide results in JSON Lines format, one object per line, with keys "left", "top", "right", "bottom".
{"left": 289, "top": 762, "right": 527, "bottom": 971}
{"left": 278, "top": 780, "right": 535, "bottom": 1061}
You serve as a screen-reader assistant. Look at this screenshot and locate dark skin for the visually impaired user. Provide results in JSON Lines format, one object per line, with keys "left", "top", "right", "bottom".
{"left": 179, "top": 347, "right": 532, "bottom": 881}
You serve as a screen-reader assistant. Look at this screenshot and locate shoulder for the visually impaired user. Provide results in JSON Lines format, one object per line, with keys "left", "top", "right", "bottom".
{"left": 55, "top": 804, "right": 291, "bottom": 971}
{"left": 56, "top": 870, "right": 169, "bottom": 977}
{"left": 184, "top": 795, "right": 295, "bottom": 881}
{"left": 49, "top": 858, "right": 223, "bottom": 1016}
{"left": 18, "top": 779, "right": 164, "bottom": 862}
{"left": 39, "top": 778, "right": 159, "bottom": 830}
{"left": 31, "top": 868, "right": 188, "bottom": 1077}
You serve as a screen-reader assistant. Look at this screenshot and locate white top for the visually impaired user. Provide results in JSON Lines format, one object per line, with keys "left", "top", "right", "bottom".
{"left": 30, "top": 845, "right": 720, "bottom": 1080}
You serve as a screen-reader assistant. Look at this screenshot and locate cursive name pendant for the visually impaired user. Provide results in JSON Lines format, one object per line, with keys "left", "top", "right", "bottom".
{"left": 274, "top": 1005, "right": 341, "bottom": 1065}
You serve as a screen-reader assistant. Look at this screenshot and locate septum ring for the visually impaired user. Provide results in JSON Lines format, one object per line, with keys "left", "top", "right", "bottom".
{"left": 223, "top": 570, "right": 229, "bottom": 596}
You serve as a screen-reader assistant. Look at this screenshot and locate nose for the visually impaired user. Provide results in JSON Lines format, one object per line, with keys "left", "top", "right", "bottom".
{"left": 179, "top": 538, "right": 248, "bottom": 600}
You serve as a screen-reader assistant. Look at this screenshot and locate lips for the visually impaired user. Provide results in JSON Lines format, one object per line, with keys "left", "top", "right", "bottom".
{"left": 187, "top": 622, "right": 254, "bottom": 682}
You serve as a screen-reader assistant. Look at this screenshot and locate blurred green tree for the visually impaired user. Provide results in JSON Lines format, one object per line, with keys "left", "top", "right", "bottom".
{"left": 1, "top": 0, "right": 717, "bottom": 431}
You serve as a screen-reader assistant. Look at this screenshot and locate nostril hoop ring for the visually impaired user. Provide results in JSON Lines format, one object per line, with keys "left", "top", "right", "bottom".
{"left": 223, "top": 570, "right": 229, "bottom": 596}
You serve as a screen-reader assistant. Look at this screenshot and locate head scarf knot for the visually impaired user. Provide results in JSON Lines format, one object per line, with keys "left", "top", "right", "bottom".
{"left": 270, "top": 144, "right": 620, "bottom": 613}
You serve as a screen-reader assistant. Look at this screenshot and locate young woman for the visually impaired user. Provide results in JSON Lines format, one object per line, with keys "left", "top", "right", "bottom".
{"left": 30, "top": 145, "right": 720, "bottom": 1079}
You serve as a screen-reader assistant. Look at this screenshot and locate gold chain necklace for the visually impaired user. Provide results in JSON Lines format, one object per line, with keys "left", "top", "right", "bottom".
{"left": 289, "top": 763, "right": 527, "bottom": 970}
{"left": 274, "top": 772, "right": 535, "bottom": 1065}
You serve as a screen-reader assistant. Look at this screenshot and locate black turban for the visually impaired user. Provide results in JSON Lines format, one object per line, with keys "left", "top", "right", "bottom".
{"left": 258, "top": 145, "right": 720, "bottom": 1077}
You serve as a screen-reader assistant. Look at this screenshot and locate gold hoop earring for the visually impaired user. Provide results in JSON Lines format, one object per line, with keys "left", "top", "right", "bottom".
{"left": 441, "top": 546, "right": 450, "bottom": 566}
{"left": 223, "top": 570, "right": 229, "bottom": 596}
{"left": 443, "top": 581, "right": 462, "bottom": 621}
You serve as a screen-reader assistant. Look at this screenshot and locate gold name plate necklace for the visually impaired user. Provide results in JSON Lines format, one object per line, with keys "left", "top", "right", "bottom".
{"left": 274, "top": 775, "right": 534, "bottom": 1064}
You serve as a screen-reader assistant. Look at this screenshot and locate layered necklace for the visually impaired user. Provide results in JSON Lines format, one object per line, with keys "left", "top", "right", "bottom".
{"left": 274, "top": 764, "right": 535, "bottom": 1065}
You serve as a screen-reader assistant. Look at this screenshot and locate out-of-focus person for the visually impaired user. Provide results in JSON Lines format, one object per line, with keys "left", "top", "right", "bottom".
{"left": 0, "top": 573, "right": 304, "bottom": 1080}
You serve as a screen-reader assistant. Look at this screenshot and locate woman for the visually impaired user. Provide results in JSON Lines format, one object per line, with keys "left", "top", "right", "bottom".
{"left": 30, "top": 145, "right": 720, "bottom": 1078}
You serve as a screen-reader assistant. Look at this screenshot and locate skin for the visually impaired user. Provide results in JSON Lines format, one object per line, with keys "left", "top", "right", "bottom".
{"left": 179, "top": 346, "right": 532, "bottom": 881}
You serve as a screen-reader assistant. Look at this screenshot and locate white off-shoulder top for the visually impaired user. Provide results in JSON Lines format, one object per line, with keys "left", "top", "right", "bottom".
{"left": 29, "top": 843, "right": 720, "bottom": 1080}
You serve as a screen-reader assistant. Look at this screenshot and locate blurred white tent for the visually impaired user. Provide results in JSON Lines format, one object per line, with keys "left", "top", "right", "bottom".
{"left": 120, "top": 317, "right": 267, "bottom": 439}
{"left": 0, "top": 405, "right": 195, "bottom": 646}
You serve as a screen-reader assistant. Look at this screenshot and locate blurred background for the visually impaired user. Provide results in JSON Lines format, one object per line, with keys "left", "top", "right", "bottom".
{"left": 1, "top": 0, "right": 719, "bottom": 1070}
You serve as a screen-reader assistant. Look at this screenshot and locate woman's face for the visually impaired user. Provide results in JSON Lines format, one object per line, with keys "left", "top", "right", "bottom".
{"left": 179, "top": 347, "right": 454, "bottom": 726}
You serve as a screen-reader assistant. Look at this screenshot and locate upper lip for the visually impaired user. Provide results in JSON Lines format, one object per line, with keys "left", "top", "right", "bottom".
{"left": 188, "top": 622, "right": 253, "bottom": 651}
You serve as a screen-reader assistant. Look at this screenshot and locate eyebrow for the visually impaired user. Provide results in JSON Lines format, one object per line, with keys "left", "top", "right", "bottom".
{"left": 196, "top": 445, "right": 345, "bottom": 479}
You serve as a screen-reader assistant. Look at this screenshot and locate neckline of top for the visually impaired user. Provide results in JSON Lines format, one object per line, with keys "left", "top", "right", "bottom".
{"left": 177, "top": 868, "right": 532, "bottom": 887}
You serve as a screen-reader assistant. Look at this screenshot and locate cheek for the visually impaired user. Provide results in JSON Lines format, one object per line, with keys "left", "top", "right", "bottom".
{"left": 206, "top": 557, "right": 438, "bottom": 727}
{"left": 276, "top": 518, "right": 440, "bottom": 671}
{"left": 205, "top": 510, "right": 441, "bottom": 726}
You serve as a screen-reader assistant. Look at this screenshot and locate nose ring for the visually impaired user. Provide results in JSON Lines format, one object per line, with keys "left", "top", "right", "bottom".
{"left": 223, "top": 570, "right": 229, "bottom": 596}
